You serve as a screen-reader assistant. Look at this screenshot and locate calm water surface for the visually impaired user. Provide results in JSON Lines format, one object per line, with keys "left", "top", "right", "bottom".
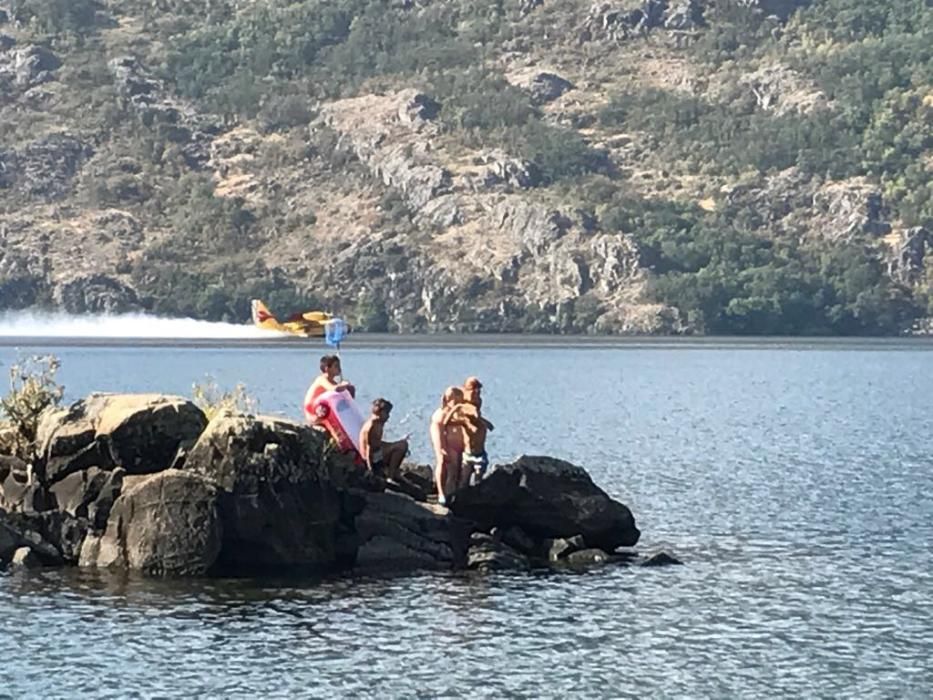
{"left": 1, "top": 339, "right": 932, "bottom": 698}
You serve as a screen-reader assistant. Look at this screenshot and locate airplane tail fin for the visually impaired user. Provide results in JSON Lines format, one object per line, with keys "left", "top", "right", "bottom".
{"left": 251, "top": 299, "right": 279, "bottom": 329}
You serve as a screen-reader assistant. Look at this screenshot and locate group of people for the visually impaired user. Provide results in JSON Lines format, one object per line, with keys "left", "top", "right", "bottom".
{"left": 303, "top": 355, "right": 493, "bottom": 506}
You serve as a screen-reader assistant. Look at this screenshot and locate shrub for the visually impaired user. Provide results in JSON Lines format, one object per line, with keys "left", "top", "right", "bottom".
{"left": 0, "top": 355, "right": 65, "bottom": 461}
{"left": 192, "top": 376, "right": 259, "bottom": 421}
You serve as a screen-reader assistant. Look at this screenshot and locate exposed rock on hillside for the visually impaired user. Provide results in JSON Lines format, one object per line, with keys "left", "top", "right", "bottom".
{"left": 0, "top": 42, "right": 59, "bottom": 88}
{"left": 0, "top": 134, "right": 92, "bottom": 198}
{"left": 320, "top": 88, "right": 675, "bottom": 333}
{"left": 109, "top": 56, "right": 219, "bottom": 169}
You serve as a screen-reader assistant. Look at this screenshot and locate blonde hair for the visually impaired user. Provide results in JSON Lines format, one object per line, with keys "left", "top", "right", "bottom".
{"left": 442, "top": 386, "right": 464, "bottom": 406}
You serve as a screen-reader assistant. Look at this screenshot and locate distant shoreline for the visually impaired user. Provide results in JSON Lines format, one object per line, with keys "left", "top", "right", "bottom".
{"left": 2, "top": 334, "right": 933, "bottom": 351}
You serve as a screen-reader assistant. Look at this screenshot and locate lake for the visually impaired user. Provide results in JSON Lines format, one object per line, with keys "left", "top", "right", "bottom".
{"left": 1, "top": 337, "right": 932, "bottom": 698}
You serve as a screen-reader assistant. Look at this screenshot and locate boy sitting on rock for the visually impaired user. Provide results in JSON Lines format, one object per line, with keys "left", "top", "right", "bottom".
{"left": 359, "top": 398, "right": 409, "bottom": 480}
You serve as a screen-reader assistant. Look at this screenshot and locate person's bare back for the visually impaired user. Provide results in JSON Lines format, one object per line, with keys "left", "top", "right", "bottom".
{"left": 359, "top": 398, "right": 408, "bottom": 480}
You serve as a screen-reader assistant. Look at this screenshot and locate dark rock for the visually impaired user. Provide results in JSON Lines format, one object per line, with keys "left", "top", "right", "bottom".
{"left": 0, "top": 34, "right": 14, "bottom": 51}
{"left": 467, "top": 532, "right": 531, "bottom": 572}
{"left": 525, "top": 72, "right": 573, "bottom": 105}
{"left": 451, "top": 455, "right": 640, "bottom": 550}
{"left": 0, "top": 508, "right": 21, "bottom": 562}
{"left": 11, "top": 546, "right": 42, "bottom": 569}
{"left": 48, "top": 467, "right": 123, "bottom": 530}
{"left": 80, "top": 470, "right": 222, "bottom": 576}
{"left": 1, "top": 509, "right": 75, "bottom": 564}
{"left": 398, "top": 91, "right": 441, "bottom": 125}
{"left": 493, "top": 525, "right": 537, "bottom": 554}
{"left": 396, "top": 462, "right": 436, "bottom": 500}
{"left": 184, "top": 411, "right": 347, "bottom": 572}
{"left": 640, "top": 551, "right": 684, "bottom": 567}
{"left": 354, "top": 490, "right": 470, "bottom": 571}
{"left": 36, "top": 393, "right": 207, "bottom": 484}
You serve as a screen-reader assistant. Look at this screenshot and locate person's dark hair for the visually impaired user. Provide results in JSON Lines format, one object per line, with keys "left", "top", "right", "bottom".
{"left": 372, "top": 398, "right": 393, "bottom": 415}
{"left": 320, "top": 355, "right": 340, "bottom": 373}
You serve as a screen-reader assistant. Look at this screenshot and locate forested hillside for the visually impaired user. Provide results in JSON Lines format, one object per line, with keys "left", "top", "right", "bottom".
{"left": 0, "top": 0, "right": 930, "bottom": 334}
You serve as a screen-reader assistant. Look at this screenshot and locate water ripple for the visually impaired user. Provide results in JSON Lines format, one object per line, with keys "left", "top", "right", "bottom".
{"left": 2, "top": 343, "right": 933, "bottom": 697}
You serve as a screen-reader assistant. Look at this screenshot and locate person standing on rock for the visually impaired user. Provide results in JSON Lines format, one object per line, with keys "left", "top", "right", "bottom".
{"left": 430, "top": 386, "right": 466, "bottom": 506}
{"left": 448, "top": 376, "right": 494, "bottom": 488}
{"left": 303, "top": 354, "right": 355, "bottom": 426}
{"left": 360, "top": 398, "right": 409, "bottom": 479}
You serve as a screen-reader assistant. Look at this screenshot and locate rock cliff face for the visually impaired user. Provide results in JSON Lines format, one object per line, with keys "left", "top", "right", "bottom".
{"left": 0, "top": 394, "right": 647, "bottom": 577}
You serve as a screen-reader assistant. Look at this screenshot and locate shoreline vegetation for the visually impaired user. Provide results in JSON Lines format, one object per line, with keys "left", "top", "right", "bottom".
{"left": 0, "top": 356, "right": 677, "bottom": 577}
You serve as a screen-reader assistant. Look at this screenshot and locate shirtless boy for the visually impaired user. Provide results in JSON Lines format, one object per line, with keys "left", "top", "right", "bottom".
{"left": 359, "top": 398, "right": 409, "bottom": 479}
{"left": 450, "top": 376, "right": 494, "bottom": 487}
{"left": 430, "top": 386, "right": 465, "bottom": 506}
{"left": 304, "top": 355, "right": 355, "bottom": 426}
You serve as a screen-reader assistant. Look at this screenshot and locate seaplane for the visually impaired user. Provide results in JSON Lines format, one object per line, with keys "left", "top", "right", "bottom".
{"left": 250, "top": 299, "right": 350, "bottom": 341}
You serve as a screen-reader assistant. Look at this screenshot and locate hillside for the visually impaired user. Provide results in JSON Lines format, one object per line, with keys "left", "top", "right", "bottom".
{"left": 0, "top": 0, "right": 930, "bottom": 334}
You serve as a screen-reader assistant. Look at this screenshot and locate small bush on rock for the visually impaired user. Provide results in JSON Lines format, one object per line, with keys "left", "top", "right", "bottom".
{"left": 192, "top": 376, "right": 259, "bottom": 421}
{"left": 0, "top": 355, "right": 65, "bottom": 461}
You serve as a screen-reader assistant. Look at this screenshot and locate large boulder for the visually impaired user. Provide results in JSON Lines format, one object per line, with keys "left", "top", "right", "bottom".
{"left": 451, "top": 455, "right": 640, "bottom": 550}
{"left": 35, "top": 394, "right": 207, "bottom": 484}
{"left": 183, "top": 412, "right": 349, "bottom": 572}
{"left": 80, "top": 470, "right": 222, "bottom": 576}
{"left": 353, "top": 490, "right": 471, "bottom": 571}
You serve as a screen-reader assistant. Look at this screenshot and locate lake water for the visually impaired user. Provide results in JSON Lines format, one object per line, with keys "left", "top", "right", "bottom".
{"left": 1, "top": 337, "right": 932, "bottom": 698}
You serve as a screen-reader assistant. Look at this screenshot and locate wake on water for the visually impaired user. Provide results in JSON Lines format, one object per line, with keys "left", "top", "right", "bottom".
{"left": 0, "top": 311, "right": 283, "bottom": 339}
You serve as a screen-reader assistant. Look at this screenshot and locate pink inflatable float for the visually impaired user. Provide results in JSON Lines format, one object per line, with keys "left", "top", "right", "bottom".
{"left": 311, "top": 389, "right": 366, "bottom": 458}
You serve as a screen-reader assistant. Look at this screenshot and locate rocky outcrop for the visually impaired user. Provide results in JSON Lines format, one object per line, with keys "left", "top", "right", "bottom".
{"left": 35, "top": 393, "right": 207, "bottom": 484}
{"left": 79, "top": 470, "right": 222, "bottom": 576}
{"left": 3, "top": 395, "right": 650, "bottom": 577}
{"left": 451, "top": 455, "right": 640, "bottom": 551}
{"left": 737, "top": 64, "right": 829, "bottom": 115}
{"left": 509, "top": 71, "right": 574, "bottom": 106}
{"left": 183, "top": 411, "right": 350, "bottom": 572}
{"left": 887, "top": 227, "right": 930, "bottom": 285}
{"left": 108, "top": 56, "right": 219, "bottom": 169}
{"left": 720, "top": 169, "right": 896, "bottom": 245}
{"left": 0, "top": 134, "right": 93, "bottom": 198}
{"left": 0, "top": 43, "right": 60, "bottom": 88}
{"left": 812, "top": 179, "right": 891, "bottom": 242}
{"left": 52, "top": 274, "right": 141, "bottom": 314}
{"left": 319, "top": 88, "right": 675, "bottom": 334}
{"left": 353, "top": 490, "right": 471, "bottom": 571}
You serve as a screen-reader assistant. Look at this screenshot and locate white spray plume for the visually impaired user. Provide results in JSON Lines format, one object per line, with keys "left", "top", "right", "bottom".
{"left": 0, "top": 310, "right": 285, "bottom": 339}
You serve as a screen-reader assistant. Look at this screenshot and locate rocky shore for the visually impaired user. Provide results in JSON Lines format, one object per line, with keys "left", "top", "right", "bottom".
{"left": 0, "top": 393, "right": 672, "bottom": 577}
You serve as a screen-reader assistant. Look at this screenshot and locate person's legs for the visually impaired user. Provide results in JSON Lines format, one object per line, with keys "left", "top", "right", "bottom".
{"left": 435, "top": 454, "right": 449, "bottom": 504}
{"left": 383, "top": 439, "right": 409, "bottom": 480}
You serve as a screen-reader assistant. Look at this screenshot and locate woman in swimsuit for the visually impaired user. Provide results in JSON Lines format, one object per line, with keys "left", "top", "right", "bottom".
{"left": 430, "top": 387, "right": 465, "bottom": 506}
